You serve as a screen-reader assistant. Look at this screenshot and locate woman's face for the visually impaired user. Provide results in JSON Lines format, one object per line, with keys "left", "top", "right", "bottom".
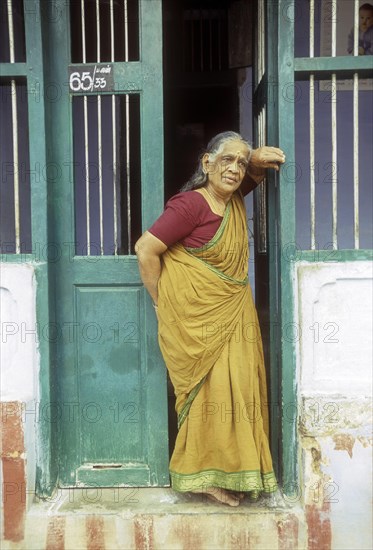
{"left": 203, "top": 140, "right": 250, "bottom": 198}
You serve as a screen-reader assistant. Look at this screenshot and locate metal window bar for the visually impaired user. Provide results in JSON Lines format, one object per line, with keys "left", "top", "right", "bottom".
{"left": 331, "top": 0, "right": 337, "bottom": 249}
{"left": 7, "top": 0, "right": 20, "bottom": 253}
{"left": 309, "top": 0, "right": 315, "bottom": 58}
{"left": 256, "top": 1, "right": 258, "bottom": 84}
{"left": 218, "top": 15, "right": 221, "bottom": 71}
{"left": 256, "top": 0, "right": 265, "bottom": 83}
{"left": 7, "top": 0, "right": 15, "bottom": 62}
{"left": 353, "top": 72, "right": 359, "bottom": 249}
{"left": 96, "top": 0, "right": 104, "bottom": 255}
{"left": 191, "top": 15, "right": 195, "bottom": 71}
{"left": 124, "top": 0, "right": 131, "bottom": 254}
{"left": 110, "top": 0, "right": 118, "bottom": 255}
{"left": 182, "top": 13, "right": 186, "bottom": 71}
{"left": 331, "top": 76, "right": 337, "bottom": 249}
{"left": 261, "top": 0, "right": 265, "bottom": 79}
{"left": 353, "top": 0, "right": 359, "bottom": 248}
{"left": 199, "top": 9, "right": 203, "bottom": 72}
{"left": 81, "top": 0, "right": 91, "bottom": 255}
{"left": 209, "top": 17, "right": 212, "bottom": 71}
{"left": 124, "top": 0, "right": 129, "bottom": 62}
{"left": 309, "top": 0, "right": 315, "bottom": 249}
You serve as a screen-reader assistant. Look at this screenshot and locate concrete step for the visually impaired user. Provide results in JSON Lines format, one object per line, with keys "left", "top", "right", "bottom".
{"left": 1, "top": 488, "right": 306, "bottom": 550}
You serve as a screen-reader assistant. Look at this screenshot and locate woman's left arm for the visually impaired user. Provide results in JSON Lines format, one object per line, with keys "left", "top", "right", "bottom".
{"left": 241, "top": 146, "right": 286, "bottom": 195}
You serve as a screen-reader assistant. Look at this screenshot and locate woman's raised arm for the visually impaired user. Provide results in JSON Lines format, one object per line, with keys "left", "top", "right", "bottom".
{"left": 241, "top": 146, "right": 286, "bottom": 195}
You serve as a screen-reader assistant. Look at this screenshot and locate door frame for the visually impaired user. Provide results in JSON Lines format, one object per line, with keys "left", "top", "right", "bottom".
{"left": 253, "top": 0, "right": 298, "bottom": 495}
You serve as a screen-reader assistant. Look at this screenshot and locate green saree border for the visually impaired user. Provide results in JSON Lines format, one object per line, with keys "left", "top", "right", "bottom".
{"left": 184, "top": 200, "right": 231, "bottom": 253}
{"left": 187, "top": 258, "right": 248, "bottom": 286}
{"left": 177, "top": 376, "right": 207, "bottom": 429}
{"left": 170, "top": 468, "right": 278, "bottom": 495}
{"left": 184, "top": 199, "right": 248, "bottom": 286}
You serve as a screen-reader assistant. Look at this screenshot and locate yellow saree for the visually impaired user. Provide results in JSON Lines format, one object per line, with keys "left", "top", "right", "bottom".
{"left": 157, "top": 190, "right": 277, "bottom": 496}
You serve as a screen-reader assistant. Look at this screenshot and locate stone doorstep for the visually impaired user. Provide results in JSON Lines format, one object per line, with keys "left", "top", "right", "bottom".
{"left": 1, "top": 488, "right": 307, "bottom": 550}
{"left": 51, "top": 487, "right": 293, "bottom": 515}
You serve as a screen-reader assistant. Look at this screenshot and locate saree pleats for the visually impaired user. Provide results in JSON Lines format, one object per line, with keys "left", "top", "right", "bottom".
{"left": 157, "top": 191, "right": 277, "bottom": 495}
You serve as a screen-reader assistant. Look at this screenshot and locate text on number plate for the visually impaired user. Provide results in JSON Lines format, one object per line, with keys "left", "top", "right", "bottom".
{"left": 69, "top": 64, "right": 115, "bottom": 93}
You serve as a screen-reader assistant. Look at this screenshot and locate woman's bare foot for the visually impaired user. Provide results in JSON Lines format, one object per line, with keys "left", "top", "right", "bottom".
{"left": 192, "top": 487, "right": 240, "bottom": 507}
{"left": 228, "top": 490, "right": 245, "bottom": 500}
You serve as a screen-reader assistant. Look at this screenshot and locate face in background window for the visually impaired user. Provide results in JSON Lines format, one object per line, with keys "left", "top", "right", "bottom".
{"left": 359, "top": 9, "right": 373, "bottom": 33}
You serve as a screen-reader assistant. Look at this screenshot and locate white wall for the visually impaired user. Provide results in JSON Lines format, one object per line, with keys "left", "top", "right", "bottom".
{"left": 296, "top": 261, "right": 373, "bottom": 550}
{"left": 0, "top": 263, "right": 39, "bottom": 510}
{"left": 1, "top": 263, "right": 39, "bottom": 402}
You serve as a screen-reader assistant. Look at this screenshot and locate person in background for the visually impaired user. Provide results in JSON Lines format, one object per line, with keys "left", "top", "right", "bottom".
{"left": 348, "top": 3, "right": 373, "bottom": 55}
{"left": 136, "top": 132, "right": 285, "bottom": 506}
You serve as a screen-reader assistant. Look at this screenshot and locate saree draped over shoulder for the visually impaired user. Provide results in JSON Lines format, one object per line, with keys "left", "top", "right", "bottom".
{"left": 157, "top": 191, "right": 277, "bottom": 496}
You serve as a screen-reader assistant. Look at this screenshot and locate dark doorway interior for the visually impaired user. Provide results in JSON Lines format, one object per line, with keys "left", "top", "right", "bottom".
{"left": 163, "top": 0, "right": 239, "bottom": 200}
{"left": 162, "top": 0, "right": 244, "bottom": 456}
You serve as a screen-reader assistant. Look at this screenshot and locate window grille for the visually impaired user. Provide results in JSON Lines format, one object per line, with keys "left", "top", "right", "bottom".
{"left": 72, "top": 94, "right": 141, "bottom": 255}
{"left": 294, "top": 0, "right": 373, "bottom": 250}
{"left": 0, "top": 0, "right": 26, "bottom": 63}
{"left": 164, "top": 5, "right": 228, "bottom": 73}
{"left": 70, "top": 0, "right": 139, "bottom": 63}
{"left": 69, "top": 0, "right": 142, "bottom": 256}
{"left": 0, "top": 0, "right": 31, "bottom": 254}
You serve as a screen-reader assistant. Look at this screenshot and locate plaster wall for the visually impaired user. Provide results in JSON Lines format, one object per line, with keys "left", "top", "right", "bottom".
{"left": 0, "top": 263, "right": 39, "bottom": 527}
{"left": 0, "top": 263, "right": 39, "bottom": 402}
{"left": 296, "top": 261, "right": 373, "bottom": 550}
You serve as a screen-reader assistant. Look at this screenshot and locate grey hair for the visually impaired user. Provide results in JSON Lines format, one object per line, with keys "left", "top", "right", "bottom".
{"left": 180, "top": 131, "right": 252, "bottom": 192}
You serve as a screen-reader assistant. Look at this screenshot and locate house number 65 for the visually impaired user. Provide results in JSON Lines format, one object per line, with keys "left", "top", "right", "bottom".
{"left": 69, "top": 71, "right": 107, "bottom": 92}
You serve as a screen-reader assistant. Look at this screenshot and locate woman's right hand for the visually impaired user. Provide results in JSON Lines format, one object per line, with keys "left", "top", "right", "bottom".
{"left": 135, "top": 231, "right": 167, "bottom": 306}
{"left": 250, "top": 146, "right": 286, "bottom": 171}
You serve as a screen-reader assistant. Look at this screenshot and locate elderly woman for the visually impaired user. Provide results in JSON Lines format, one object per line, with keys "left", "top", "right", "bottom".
{"left": 135, "top": 131, "right": 285, "bottom": 507}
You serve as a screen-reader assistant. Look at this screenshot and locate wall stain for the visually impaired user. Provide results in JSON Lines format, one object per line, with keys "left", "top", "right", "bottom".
{"left": 306, "top": 502, "right": 332, "bottom": 550}
{"left": 357, "top": 435, "right": 372, "bottom": 448}
{"left": 310, "top": 446, "right": 322, "bottom": 475}
{"left": 332, "top": 434, "right": 355, "bottom": 458}
{"left": 277, "top": 514, "right": 299, "bottom": 550}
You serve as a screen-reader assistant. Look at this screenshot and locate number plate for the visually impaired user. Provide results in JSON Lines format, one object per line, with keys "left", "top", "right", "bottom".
{"left": 68, "top": 64, "right": 115, "bottom": 93}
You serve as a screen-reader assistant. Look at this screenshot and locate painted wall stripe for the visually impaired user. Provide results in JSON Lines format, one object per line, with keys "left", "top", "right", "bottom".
{"left": 46, "top": 516, "right": 66, "bottom": 550}
{"left": 86, "top": 516, "right": 106, "bottom": 550}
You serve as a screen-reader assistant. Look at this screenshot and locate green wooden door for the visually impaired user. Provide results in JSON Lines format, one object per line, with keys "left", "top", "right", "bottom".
{"left": 253, "top": 0, "right": 297, "bottom": 492}
{"left": 46, "top": 0, "right": 168, "bottom": 487}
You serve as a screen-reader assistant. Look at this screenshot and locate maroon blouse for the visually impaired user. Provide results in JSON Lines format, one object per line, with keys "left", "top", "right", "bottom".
{"left": 148, "top": 190, "right": 223, "bottom": 248}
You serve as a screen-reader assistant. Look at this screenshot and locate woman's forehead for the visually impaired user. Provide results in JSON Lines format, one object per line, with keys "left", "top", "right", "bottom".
{"left": 219, "top": 140, "right": 250, "bottom": 157}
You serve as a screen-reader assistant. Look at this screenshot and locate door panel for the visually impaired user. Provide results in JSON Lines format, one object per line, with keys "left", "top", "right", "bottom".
{"left": 46, "top": 0, "right": 168, "bottom": 487}
{"left": 76, "top": 286, "right": 143, "bottom": 460}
